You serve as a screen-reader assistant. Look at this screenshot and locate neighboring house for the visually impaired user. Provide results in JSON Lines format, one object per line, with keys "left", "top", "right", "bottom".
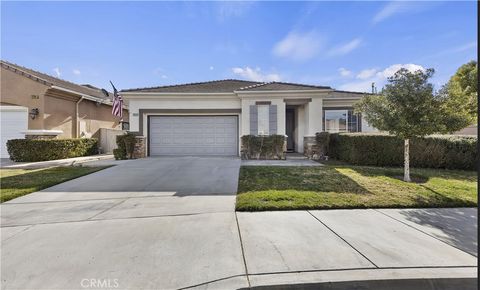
{"left": 0, "top": 60, "right": 128, "bottom": 157}
{"left": 121, "top": 79, "right": 375, "bottom": 157}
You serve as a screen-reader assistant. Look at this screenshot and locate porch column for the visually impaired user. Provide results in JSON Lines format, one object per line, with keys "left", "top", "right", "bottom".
{"left": 305, "top": 97, "right": 323, "bottom": 136}
{"left": 303, "top": 98, "right": 322, "bottom": 159}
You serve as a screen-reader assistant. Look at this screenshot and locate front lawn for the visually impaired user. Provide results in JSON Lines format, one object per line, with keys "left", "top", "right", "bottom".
{"left": 0, "top": 166, "right": 109, "bottom": 203}
{"left": 236, "top": 165, "right": 477, "bottom": 211}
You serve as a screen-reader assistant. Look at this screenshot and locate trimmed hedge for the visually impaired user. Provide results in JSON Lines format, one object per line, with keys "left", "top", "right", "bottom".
{"left": 7, "top": 138, "right": 98, "bottom": 162}
{"left": 114, "top": 133, "right": 136, "bottom": 160}
{"left": 241, "top": 135, "right": 286, "bottom": 160}
{"left": 325, "top": 133, "right": 477, "bottom": 170}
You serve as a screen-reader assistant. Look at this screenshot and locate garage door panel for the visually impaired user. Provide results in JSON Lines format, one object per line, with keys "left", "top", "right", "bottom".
{"left": 149, "top": 116, "right": 238, "bottom": 156}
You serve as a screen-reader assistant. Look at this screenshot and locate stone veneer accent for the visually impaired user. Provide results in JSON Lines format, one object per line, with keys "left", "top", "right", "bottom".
{"left": 133, "top": 136, "right": 146, "bottom": 158}
{"left": 25, "top": 135, "right": 57, "bottom": 140}
{"left": 303, "top": 136, "right": 320, "bottom": 160}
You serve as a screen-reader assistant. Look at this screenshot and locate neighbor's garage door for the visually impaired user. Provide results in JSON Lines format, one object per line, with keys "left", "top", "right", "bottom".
{"left": 149, "top": 116, "right": 238, "bottom": 156}
{"left": 0, "top": 106, "right": 28, "bottom": 158}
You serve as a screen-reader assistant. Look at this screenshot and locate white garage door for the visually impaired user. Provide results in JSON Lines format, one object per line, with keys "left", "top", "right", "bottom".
{"left": 0, "top": 106, "right": 28, "bottom": 158}
{"left": 149, "top": 116, "right": 238, "bottom": 156}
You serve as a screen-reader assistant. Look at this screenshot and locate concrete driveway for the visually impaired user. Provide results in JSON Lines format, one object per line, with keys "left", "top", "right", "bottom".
{"left": 2, "top": 157, "right": 246, "bottom": 289}
{"left": 1, "top": 157, "right": 478, "bottom": 289}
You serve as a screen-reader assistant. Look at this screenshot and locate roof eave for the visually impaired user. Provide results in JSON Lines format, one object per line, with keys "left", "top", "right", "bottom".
{"left": 234, "top": 89, "right": 333, "bottom": 94}
{"left": 50, "top": 86, "right": 113, "bottom": 105}
{"left": 120, "top": 92, "right": 237, "bottom": 97}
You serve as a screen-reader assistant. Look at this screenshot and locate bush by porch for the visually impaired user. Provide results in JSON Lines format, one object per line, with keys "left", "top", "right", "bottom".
{"left": 241, "top": 135, "right": 286, "bottom": 160}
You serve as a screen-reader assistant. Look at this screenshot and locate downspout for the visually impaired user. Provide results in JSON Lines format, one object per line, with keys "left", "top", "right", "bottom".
{"left": 75, "top": 97, "right": 84, "bottom": 138}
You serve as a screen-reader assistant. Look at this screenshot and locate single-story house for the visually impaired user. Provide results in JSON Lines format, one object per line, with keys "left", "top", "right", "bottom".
{"left": 0, "top": 60, "right": 129, "bottom": 157}
{"left": 121, "top": 79, "right": 376, "bottom": 157}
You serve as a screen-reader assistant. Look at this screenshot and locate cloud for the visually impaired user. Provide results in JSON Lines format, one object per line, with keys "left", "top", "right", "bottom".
{"left": 232, "top": 66, "right": 281, "bottom": 82}
{"left": 328, "top": 38, "right": 362, "bottom": 57}
{"left": 53, "top": 67, "right": 61, "bottom": 77}
{"left": 209, "top": 66, "right": 214, "bottom": 71}
{"left": 373, "top": 2, "right": 408, "bottom": 24}
{"left": 216, "top": 2, "right": 254, "bottom": 21}
{"left": 339, "top": 63, "right": 425, "bottom": 92}
{"left": 418, "top": 41, "right": 477, "bottom": 61}
{"left": 378, "top": 63, "right": 424, "bottom": 78}
{"left": 152, "top": 67, "right": 168, "bottom": 79}
{"left": 437, "top": 41, "right": 477, "bottom": 56}
{"left": 338, "top": 68, "right": 352, "bottom": 77}
{"left": 356, "top": 68, "right": 377, "bottom": 80}
{"left": 451, "top": 41, "right": 477, "bottom": 53}
{"left": 273, "top": 31, "right": 323, "bottom": 61}
{"left": 372, "top": 2, "right": 434, "bottom": 24}
{"left": 72, "top": 69, "right": 81, "bottom": 76}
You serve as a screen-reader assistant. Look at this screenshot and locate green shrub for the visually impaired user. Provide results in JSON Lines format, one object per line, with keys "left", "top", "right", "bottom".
{"left": 113, "top": 148, "right": 127, "bottom": 160}
{"left": 241, "top": 135, "right": 286, "bottom": 160}
{"left": 115, "top": 132, "right": 137, "bottom": 159}
{"left": 315, "top": 132, "right": 330, "bottom": 156}
{"left": 7, "top": 138, "right": 98, "bottom": 162}
{"left": 328, "top": 133, "right": 477, "bottom": 170}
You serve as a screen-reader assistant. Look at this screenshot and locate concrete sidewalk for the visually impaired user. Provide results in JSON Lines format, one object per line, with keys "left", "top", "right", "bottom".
{"left": 2, "top": 208, "right": 476, "bottom": 289}
{"left": 236, "top": 208, "right": 477, "bottom": 289}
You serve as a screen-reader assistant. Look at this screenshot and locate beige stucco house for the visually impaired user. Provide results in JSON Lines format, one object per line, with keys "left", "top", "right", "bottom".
{"left": 0, "top": 60, "right": 128, "bottom": 157}
{"left": 121, "top": 80, "right": 376, "bottom": 157}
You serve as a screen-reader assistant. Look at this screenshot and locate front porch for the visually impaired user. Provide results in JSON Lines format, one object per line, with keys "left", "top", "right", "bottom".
{"left": 283, "top": 97, "right": 323, "bottom": 155}
{"left": 238, "top": 88, "right": 368, "bottom": 160}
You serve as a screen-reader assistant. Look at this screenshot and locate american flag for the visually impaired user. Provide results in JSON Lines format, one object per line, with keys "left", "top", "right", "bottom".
{"left": 110, "top": 81, "right": 123, "bottom": 118}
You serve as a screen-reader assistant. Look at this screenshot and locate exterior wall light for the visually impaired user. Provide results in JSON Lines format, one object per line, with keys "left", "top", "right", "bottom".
{"left": 29, "top": 108, "right": 39, "bottom": 119}
{"left": 121, "top": 121, "right": 130, "bottom": 131}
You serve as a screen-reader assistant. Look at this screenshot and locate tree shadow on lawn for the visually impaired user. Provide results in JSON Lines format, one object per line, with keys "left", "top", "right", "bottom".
{"left": 396, "top": 208, "right": 478, "bottom": 256}
{"left": 238, "top": 166, "right": 372, "bottom": 195}
{"left": 334, "top": 164, "right": 477, "bottom": 182}
{"left": 337, "top": 165, "right": 477, "bottom": 208}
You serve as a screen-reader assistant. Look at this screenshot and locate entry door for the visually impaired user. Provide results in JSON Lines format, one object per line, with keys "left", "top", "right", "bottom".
{"left": 286, "top": 109, "right": 295, "bottom": 152}
{"left": 149, "top": 116, "right": 238, "bottom": 156}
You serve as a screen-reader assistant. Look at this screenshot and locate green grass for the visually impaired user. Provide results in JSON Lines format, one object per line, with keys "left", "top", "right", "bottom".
{"left": 236, "top": 165, "right": 477, "bottom": 211}
{"left": 0, "top": 166, "right": 109, "bottom": 203}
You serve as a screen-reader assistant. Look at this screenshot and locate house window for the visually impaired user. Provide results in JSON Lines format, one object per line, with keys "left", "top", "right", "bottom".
{"left": 324, "top": 110, "right": 347, "bottom": 132}
{"left": 257, "top": 105, "right": 270, "bottom": 135}
{"left": 324, "top": 109, "right": 360, "bottom": 132}
{"left": 347, "top": 111, "right": 360, "bottom": 132}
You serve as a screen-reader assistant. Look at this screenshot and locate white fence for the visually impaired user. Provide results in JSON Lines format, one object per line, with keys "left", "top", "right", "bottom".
{"left": 98, "top": 128, "right": 126, "bottom": 154}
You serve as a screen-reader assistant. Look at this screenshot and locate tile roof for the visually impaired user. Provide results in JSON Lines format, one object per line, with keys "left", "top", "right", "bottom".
{"left": 121, "top": 79, "right": 262, "bottom": 93}
{"left": 1, "top": 60, "right": 110, "bottom": 101}
{"left": 237, "top": 81, "right": 331, "bottom": 91}
{"left": 121, "top": 80, "right": 332, "bottom": 93}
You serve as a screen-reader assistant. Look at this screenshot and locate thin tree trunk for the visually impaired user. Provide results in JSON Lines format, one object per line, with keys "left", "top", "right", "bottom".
{"left": 404, "top": 139, "right": 411, "bottom": 182}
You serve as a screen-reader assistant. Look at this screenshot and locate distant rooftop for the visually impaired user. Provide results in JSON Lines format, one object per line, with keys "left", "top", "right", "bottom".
{"left": 1, "top": 60, "right": 110, "bottom": 101}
